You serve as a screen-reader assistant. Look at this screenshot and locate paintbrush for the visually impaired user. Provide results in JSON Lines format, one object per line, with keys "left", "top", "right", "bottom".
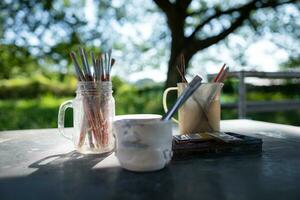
{"left": 214, "top": 64, "right": 226, "bottom": 82}
{"left": 217, "top": 67, "right": 229, "bottom": 83}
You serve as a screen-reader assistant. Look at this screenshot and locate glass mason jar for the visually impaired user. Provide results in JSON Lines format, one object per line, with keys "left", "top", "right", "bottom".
{"left": 58, "top": 81, "right": 115, "bottom": 154}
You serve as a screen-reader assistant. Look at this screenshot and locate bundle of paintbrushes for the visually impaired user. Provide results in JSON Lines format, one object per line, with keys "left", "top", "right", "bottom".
{"left": 70, "top": 47, "right": 115, "bottom": 150}
{"left": 202, "top": 63, "right": 229, "bottom": 108}
{"left": 173, "top": 56, "right": 229, "bottom": 133}
{"left": 70, "top": 48, "right": 115, "bottom": 82}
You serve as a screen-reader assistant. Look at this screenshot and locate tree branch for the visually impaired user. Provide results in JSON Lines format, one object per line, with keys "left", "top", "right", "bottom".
{"left": 176, "top": 0, "right": 193, "bottom": 10}
{"left": 153, "top": 0, "right": 173, "bottom": 14}
{"left": 188, "top": 0, "right": 257, "bottom": 40}
{"left": 188, "top": 0, "right": 297, "bottom": 40}
{"left": 153, "top": 0, "right": 188, "bottom": 41}
{"left": 189, "top": 10, "right": 253, "bottom": 54}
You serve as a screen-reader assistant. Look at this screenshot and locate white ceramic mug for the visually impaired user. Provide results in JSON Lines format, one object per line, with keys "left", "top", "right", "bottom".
{"left": 114, "top": 114, "right": 173, "bottom": 172}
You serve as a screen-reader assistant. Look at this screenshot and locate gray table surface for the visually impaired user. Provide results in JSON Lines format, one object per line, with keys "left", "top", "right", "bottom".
{"left": 1, "top": 119, "right": 300, "bottom": 200}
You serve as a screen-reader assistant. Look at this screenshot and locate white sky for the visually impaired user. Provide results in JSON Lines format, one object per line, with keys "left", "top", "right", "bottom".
{"left": 246, "top": 40, "right": 289, "bottom": 71}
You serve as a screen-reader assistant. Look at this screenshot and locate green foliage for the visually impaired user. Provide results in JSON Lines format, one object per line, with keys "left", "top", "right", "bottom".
{"left": 0, "top": 74, "right": 300, "bottom": 130}
{"left": 221, "top": 109, "right": 300, "bottom": 126}
{"left": 114, "top": 81, "right": 164, "bottom": 115}
{"left": 0, "top": 75, "right": 165, "bottom": 130}
{"left": 0, "top": 75, "right": 77, "bottom": 99}
{"left": 222, "top": 79, "right": 238, "bottom": 94}
{"left": 249, "top": 111, "right": 300, "bottom": 126}
{"left": 0, "top": 0, "right": 129, "bottom": 75}
{"left": 0, "top": 44, "right": 39, "bottom": 79}
{"left": 247, "top": 83, "right": 300, "bottom": 100}
{"left": 280, "top": 55, "right": 300, "bottom": 69}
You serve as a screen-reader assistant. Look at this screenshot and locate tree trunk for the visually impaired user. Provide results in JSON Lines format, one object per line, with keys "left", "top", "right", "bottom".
{"left": 165, "top": 44, "right": 181, "bottom": 89}
{"left": 165, "top": 40, "right": 194, "bottom": 89}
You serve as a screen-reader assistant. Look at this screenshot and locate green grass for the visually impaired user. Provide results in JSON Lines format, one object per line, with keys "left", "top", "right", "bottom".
{"left": 1, "top": 94, "right": 299, "bottom": 131}
{"left": 0, "top": 93, "right": 165, "bottom": 130}
{"left": 0, "top": 96, "right": 74, "bottom": 130}
{"left": 0, "top": 76, "right": 299, "bottom": 130}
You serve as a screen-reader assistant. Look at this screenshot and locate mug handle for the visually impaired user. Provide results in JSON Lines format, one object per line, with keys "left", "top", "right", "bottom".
{"left": 162, "top": 87, "right": 179, "bottom": 123}
{"left": 58, "top": 100, "right": 73, "bottom": 140}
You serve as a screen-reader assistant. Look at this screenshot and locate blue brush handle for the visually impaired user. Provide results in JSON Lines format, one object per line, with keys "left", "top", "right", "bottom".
{"left": 161, "top": 75, "right": 202, "bottom": 121}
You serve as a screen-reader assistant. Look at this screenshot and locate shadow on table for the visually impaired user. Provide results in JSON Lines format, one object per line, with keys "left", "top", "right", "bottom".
{"left": 29, "top": 150, "right": 112, "bottom": 170}
{"left": 0, "top": 149, "right": 267, "bottom": 200}
{"left": 0, "top": 151, "right": 175, "bottom": 200}
{"left": 2, "top": 140, "right": 300, "bottom": 200}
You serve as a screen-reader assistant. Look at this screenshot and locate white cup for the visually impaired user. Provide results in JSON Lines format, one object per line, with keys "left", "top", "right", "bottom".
{"left": 114, "top": 114, "right": 173, "bottom": 172}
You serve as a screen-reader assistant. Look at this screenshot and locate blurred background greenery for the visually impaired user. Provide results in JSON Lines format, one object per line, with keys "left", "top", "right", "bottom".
{"left": 0, "top": 0, "right": 299, "bottom": 130}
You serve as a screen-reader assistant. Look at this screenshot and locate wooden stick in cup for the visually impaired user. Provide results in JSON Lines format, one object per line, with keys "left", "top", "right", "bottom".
{"left": 213, "top": 64, "right": 226, "bottom": 82}
{"left": 176, "top": 54, "right": 188, "bottom": 83}
{"left": 180, "top": 54, "right": 188, "bottom": 83}
{"left": 176, "top": 65, "right": 188, "bottom": 83}
{"left": 217, "top": 67, "right": 229, "bottom": 83}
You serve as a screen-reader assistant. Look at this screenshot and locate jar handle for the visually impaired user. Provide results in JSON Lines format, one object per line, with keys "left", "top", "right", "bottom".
{"left": 58, "top": 100, "right": 73, "bottom": 140}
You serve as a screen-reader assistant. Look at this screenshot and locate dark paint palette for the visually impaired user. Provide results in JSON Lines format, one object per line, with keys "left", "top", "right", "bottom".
{"left": 172, "top": 132, "right": 262, "bottom": 159}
